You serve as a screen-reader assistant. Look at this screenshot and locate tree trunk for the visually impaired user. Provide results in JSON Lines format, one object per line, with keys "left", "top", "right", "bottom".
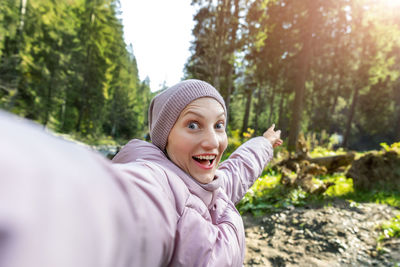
{"left": 76, "top": 6, "right": 94, "bottom": 132}
{"left": 287, "top": 1, "right": 317, "bottom": 151}
{"left": 342, "top": 86, "right": 359, "bottom": 148}
{"left": 395, "top": 110, "right": 400, "bottom": 141}
{"left": 343, "top": 33, "right": 368, "bottom": 147}
{"left": 43, "top": 77, "right": 54, "bottom": 126}
{"left": 241, "top": 88, "right": 253, "bottom": 135}
{"left": 329, "top": 45, "right": 344, "bottom": 118}
{"left": 277, "top": 90, "right": 285, "bottom": 128}
{"left": 309, "top": 153, "right": 355, "bottom": 173}
{"left": 225, "top": 70, "right": 233, "bottom": 125}
{"left": 268, "top": 84, "right": 276, "bottom": 126}
{"left": 5, "top": 0, "right": 27, "bottom": 110}
{"left": 394, "top": 82, "right": 400, "bottom": 140}
{"left": 254, "top": 86, "right": 263, "bottom": 133}
{"left": 60, "top": 97, "right": 66, "bottom": 130}
{"left": 19, "top": 0, "right": 27, "bottom": 32}
{"left": 329, "top": 71, "right": 342, "bottom": 118}
{"left": 111, "top": 87, "right": 118, "bottom": 137}
{"left": 212, "top": 0, "right": 229, "bottom": 90}
{"left": 224, "top": 0, "right": 239, "bottom": 125}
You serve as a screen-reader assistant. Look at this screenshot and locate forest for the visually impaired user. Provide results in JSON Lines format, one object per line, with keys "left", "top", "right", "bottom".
{"left": 184, "top": 0, "right": 400, "bottom": 151}
{"left": 0, "top": 0, "right": 152, "bottom": 142}
{"left": 1, "top": 0, "right": 399, "bottom": 150}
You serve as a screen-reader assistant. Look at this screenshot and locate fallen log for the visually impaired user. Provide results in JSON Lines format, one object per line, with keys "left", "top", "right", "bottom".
{"left": 277, "top": 152, "right": 355, "bottom": 174}
{"left": 309, "top": 153, "right": 355, "bottom": 173}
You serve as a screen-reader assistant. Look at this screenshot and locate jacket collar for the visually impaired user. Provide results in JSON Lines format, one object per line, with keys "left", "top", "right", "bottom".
{"left": 113, "top": 139, "right": 222, "bottom": 205}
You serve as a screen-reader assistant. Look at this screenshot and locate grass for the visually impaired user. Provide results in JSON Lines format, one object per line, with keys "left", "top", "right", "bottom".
{"left": 379, "top": 214, "right": 400, "bottom": 241}
{"left": 236, "top": 169, "right": 314, "bottom": 216}
{"left": 309, "top": 146, "right": 347, "bottom": 157}
{"left": 237, "top": 169, "right": 400, "bottom": 214}
{"left": 377, "top": 214, "right": 400, "bottom": 257}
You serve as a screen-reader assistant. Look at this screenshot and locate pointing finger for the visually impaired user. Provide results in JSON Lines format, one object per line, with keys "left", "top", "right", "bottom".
{"left": 269, "top": 124, "right": 275, "bottom": 131}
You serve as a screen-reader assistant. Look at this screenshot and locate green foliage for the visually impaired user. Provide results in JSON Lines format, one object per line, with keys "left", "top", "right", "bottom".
{"left": 379, "top": 215, "right": 400, "bottom": 241}
{"left": 223, "top": 128, "right": 255, "bottom": 160}
{"left": 225, "top": 129, "right": 242, "bottom": 157}
{"left": 323, "top": 174, "right": 354, "bottom": 197}
{"left": 340, "top": 189, "right": 400, "bottom": 208}
{"left": 380, "top": 142, "right": 400, "bottom": 153}
{"left": 0, "top": 0, "right": 150, "bottom": 140}
{"left": 238, "top": 170, "right": 400, "bottom": 215}
{"left": 237, "top": 146, "right": 400, "bottom": 217}
{"left": 236, "top": 169, "right": 323, "bottom": 216}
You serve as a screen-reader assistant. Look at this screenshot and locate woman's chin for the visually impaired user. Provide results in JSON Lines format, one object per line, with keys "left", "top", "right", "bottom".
{"left": 192, "top": 173, "right": 215, "bottom": 184}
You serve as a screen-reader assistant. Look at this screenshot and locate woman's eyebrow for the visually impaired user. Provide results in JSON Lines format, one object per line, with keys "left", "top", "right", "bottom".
{"left": 181, "top": 110, "right": 204, "bottom": 118}
{"left": 182, "top": 110, "right": 225, "bottom": 119}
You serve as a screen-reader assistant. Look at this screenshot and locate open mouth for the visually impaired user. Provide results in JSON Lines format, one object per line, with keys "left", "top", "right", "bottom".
{"left": 192, "top": 154, "right": 216, "bottom": 167}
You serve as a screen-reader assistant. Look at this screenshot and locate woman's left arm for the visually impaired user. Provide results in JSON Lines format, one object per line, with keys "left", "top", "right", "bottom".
{"left": 217, "top": 125, "right": 282, "bottom": 204}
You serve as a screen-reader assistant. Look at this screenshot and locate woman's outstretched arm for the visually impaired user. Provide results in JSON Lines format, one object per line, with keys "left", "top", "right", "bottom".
{"left": 217, "top": 125, "right": 282, "bottom": 204}
{"left": 0, "top": 111, "right": 175, "bottom": 267}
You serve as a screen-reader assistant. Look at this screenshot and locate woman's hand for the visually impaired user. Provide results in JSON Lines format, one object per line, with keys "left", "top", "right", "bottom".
{"left": 263, "top": 124, "right": 283, "bottom": 148}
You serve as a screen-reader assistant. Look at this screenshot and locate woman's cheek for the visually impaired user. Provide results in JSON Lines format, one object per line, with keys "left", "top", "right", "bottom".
{"left": 221, "top": 134, "right": 228, "bottom": 151}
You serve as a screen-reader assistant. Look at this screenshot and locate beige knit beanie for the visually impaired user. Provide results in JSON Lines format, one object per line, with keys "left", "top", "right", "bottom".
{"left": 148, "top": 79, "right": 226, "bottom": 151}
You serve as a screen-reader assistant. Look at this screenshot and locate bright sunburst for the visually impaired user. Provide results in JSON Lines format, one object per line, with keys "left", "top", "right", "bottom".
{"left": 364, "top": 0, "right": 400, "bottom": 20}
{"left": 380, "top": 0, "right": 400, "bottom": 7}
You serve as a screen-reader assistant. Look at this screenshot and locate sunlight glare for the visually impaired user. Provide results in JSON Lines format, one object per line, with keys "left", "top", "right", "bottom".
{"left": 365, "top": 0, "right": 400, "bottom": 20}
{"left": 378, "top": 0, "right": 400, "bottom": 8}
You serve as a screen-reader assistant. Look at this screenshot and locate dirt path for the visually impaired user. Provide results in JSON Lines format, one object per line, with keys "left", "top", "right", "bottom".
{"left": 243, "top": 200, "right": 400, "bottom": 266}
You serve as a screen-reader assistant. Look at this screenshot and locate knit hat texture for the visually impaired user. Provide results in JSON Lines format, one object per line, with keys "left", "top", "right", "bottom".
{"left": 148, "top": 79, "right": 226, "bottom": 151}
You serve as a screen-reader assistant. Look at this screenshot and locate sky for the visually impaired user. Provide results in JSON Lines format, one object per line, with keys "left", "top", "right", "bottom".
{"left": 119, "top": 0, "right": 196, "bottom": 92}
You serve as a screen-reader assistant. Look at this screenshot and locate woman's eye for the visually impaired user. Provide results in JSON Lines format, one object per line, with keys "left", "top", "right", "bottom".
{"left": 188, "top": 122, "right": 199, "bottom": 130}
{"left": 215, "top": 122, "right": 225, "bottom": 129}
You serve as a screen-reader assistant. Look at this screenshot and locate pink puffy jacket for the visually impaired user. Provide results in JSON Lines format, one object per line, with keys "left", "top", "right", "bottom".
{"left": 112, "top": 137, "right": 273, "bottom": 266}
{"left": 0, "top": 111, "right": 273, "bottom": 267}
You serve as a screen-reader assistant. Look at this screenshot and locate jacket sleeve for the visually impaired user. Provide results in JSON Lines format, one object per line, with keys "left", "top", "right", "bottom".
{"left": 0, "top": 111, "right": 176, "bottom": 267}
{"left": 168, "top": 190, "right": 245, "bottom": 267}
{"left": 217, "top": 136, "right": 274, "bottom": 204}
{"left": 112, "top": 162, "right": 177, "bottom": 266}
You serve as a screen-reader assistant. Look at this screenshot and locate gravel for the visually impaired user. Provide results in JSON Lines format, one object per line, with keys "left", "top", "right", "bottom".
{"left": 243, "top": 200, "right": 400, "bottom": 267}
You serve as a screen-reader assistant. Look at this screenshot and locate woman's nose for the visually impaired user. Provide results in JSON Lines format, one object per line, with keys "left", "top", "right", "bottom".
{"left": 201, "top": 128, "right": 219, "bottom": 149}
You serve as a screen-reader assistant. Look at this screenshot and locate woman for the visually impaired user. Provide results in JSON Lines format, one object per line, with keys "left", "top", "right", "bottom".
{"left": 112, "top": 79, "right": 282, "bottom": 266}
{"left": 0, "top": 79, "right": 281, "bottom": 267}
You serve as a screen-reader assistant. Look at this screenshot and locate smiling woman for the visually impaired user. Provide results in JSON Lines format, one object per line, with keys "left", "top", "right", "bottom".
{"left": 112, "top": 79, "right": 282, "bottom": 266}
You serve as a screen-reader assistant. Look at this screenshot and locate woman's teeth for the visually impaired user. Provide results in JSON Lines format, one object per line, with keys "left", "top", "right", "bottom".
{"left": 194, "top": 155, "right": 215, "bottom": 160}
{"left": 193, "top": 155, "right": 216, "bottom": 165}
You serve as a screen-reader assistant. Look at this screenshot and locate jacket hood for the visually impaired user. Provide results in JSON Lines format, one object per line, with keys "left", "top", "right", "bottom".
{"left": 113, "top": 139, "right": 167, "bottom": 165}
{"left": 112, "top": 139, "right": 223, "bottom": 204}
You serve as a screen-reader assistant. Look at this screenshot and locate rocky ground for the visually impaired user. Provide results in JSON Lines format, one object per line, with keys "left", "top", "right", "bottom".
{"left": 243, "top": 200, "right": 400, "bottom": 267}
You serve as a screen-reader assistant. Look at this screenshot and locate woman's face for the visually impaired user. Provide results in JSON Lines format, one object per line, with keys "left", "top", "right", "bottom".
{"left": 166, "top": 97, "right": 228, "bottom": 184}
